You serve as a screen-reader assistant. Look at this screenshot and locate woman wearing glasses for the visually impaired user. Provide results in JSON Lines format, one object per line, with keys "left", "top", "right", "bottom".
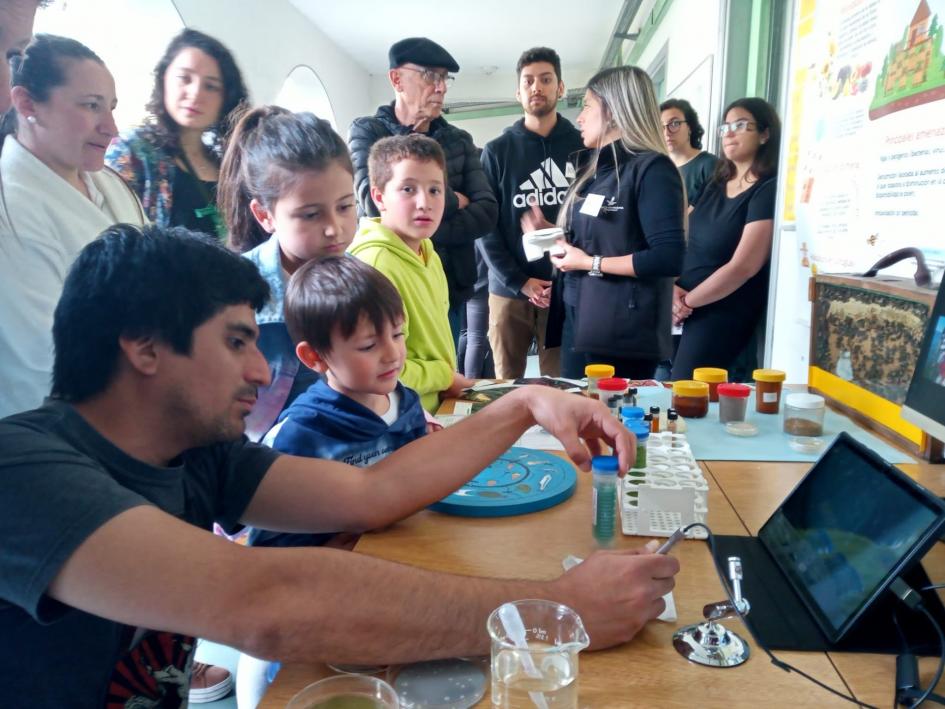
{"left": 660, "top": 98, "right": 717, "bottom": 206}
{"left": 524, "top": 65, "right": 686, "bottom": 380}
{"left": 106, "top": 29, "right": 248, "bottom": 240}
{"left": 670, "top": 97, "right": 780, "bottom": 380}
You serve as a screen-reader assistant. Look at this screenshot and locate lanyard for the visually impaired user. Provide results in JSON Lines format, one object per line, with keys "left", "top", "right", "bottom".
{"left": 177, "top": 149, "right": 227, "bottom": 241}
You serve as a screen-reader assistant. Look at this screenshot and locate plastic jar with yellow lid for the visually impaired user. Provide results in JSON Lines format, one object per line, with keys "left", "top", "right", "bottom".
{"left": 671, "top": 380, "right": 710, "bottom": 418}
{"left": 753, "top": 369, "right": 786, "bottom": 414}
{"left": 693, "top": 367, "right": 728, "bottom": 402}
{"left": 585, "top": 364, "right": 615, "bottom": 400}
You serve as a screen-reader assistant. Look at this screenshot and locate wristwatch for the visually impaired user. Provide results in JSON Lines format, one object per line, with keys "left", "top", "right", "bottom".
{"left": 588, "top": 255, "right": 604, "bottom": 278}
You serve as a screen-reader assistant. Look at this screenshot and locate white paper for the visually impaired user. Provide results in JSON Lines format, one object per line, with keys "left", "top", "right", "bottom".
{"left": 560, "top": 555, "right": 676, "bottom": 621}
{"left": 516, "top": 424, "right": 566, "bottom": 451}
{"left": 579, "top": 193, "right": 605, "bottom": 217}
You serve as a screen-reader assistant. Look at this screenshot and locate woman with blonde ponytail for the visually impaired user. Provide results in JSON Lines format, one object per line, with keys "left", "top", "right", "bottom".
{"left": 523, "top": 65, "right": 686, "bottom": 379}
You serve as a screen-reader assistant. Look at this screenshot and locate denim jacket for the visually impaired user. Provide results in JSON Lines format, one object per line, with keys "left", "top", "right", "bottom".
{"left": 242, "top": 234, "right": 318, "bottom": 439}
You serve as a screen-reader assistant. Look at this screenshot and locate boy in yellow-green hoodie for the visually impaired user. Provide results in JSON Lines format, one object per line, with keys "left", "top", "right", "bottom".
{"left": 349, "top": 135, "right": 473, "bottom": 412}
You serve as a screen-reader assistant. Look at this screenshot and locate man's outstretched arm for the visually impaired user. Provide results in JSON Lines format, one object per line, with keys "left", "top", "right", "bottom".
{"left": 47, "top": 505, "right": 678, "bottom": 664}
{"left": 243, "top": 386, "right": 636, "bottom": 534}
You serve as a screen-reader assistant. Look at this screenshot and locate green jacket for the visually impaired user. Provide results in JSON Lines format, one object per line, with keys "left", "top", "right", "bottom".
{"left": 349, "top": 218, "right": 455, "bottom": 412}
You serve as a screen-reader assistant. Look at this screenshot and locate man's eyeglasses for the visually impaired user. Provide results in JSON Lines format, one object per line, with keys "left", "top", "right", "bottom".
{"left": 718, "top": 119, "right": 758, "bottom": 136}
{"left": 663, "top": 119, "right": 687, "bottom": 134}
{"left": 400, "top": 66, "right": 455, "bottom": 87}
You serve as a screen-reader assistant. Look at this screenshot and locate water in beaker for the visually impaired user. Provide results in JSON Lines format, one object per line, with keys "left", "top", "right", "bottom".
{"left": 487, "top": 600, "right": 589, "bottom": 709}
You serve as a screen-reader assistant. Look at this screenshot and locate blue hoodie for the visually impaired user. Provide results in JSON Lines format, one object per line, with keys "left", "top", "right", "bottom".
{"left": 250, "top": 378, "right": 427, "bottom": 547}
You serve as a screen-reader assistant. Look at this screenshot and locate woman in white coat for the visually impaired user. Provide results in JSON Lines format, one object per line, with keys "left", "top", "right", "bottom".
{"left": 0, "top": 34, "right": 146, "bottom": 417}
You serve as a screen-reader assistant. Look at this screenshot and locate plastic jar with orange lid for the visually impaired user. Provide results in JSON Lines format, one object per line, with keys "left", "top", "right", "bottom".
{"left": 671, "top": 380, "right": 710, "bottom": 418}
{"left": 753, "top": 369, "right": 786, "bottom": 414}
{"left": 585, "top": 364, "right": 615, "bottom": 400}
{"left": 693, "top": 367, "right": 728, "bottom": 402}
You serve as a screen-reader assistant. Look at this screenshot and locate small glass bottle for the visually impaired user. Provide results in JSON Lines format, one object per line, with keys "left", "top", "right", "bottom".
{"left": 667, "top": 409, "right": 679, "bottom": 433}
{"left": 592, "top": 455, "right": 619, "bottom": 547}
{"left": 649, "top": 406, "right": 661, "bottom": 433}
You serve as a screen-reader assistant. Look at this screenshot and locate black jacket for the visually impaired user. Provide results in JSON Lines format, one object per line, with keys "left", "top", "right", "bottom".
{"left": 551, "top": 144, "right": 686, "bottom": 360}
{"left": 348, "top": 103, "right": 498, "bottom": 305}
{"left": 478, "top": 115, "right": 584, "bottom": 299}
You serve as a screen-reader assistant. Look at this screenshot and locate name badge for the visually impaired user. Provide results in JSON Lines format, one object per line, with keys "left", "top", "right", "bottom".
{"left": 580, "top": 193, "right": 605, "bottom": 217}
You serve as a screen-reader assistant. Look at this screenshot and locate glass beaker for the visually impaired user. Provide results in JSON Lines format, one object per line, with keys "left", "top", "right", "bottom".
{"left": 285, "top": 674, "right": 400, "bottom": 709}
{"left": 487, "top": 599, "right": 590, "bottom": 709}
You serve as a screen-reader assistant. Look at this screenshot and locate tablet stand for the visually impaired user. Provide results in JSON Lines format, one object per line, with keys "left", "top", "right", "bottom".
{"left": 673, "top": 556, "right": 752, "bottom": 667}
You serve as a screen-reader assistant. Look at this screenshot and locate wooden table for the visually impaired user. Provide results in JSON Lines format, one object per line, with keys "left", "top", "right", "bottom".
{"left": 262, "top": 455, "right": 870, "bottom": 708}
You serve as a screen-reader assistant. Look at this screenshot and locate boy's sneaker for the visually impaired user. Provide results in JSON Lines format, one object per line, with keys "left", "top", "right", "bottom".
{"left": 188, "top": 662, "right": 233, "bottom": 704}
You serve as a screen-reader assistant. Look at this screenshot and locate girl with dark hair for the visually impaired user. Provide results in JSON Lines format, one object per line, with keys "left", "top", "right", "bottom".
{"left": 220, "top": 105, "right": 358, "bottom": 706}
{"left": 218, "top": 105, "right": 356, "bottom": 439}
{"left": 660, "top": 97, "right": 717, "bottom": 206}
{"left": 0, "top": 34, "right": 146, "bottom": 418}
{"left": 671, "top": 97, "right": 781, "bottom": 379}
{"left": 106, "top": 28, "right": 248, "bottom": 239}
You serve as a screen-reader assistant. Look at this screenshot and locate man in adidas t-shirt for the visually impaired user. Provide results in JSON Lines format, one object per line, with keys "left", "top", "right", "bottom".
{"left": 479, "top": 47, "right": 585, "bottom": 378}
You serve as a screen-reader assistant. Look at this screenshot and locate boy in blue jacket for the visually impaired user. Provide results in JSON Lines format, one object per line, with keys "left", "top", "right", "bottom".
{"left": 239, "top": 256, "right": 429, "bottom": 703}
{"left": 252, "top": 255, "right": 429, "bottom": 548}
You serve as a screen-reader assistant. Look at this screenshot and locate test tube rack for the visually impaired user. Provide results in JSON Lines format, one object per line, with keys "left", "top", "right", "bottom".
{"left": 621, "top": 432, "right": 708, "bottom": 539}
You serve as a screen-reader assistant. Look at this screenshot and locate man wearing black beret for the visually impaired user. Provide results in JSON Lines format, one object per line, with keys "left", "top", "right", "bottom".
{"left": 348, "top": 37, "right": 497, "bottom": 347}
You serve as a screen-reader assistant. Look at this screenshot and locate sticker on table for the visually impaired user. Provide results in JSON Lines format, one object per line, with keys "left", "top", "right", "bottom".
{"left": 430, "top": 447, "right": 576, "bottom": 517}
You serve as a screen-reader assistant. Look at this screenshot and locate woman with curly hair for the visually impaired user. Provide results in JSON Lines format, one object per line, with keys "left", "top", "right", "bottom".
{"left": 660, "top": 97, "right": 717, "bottom": 206}
{"left": 106, "top": 28, "right": 248, "bottom": 239}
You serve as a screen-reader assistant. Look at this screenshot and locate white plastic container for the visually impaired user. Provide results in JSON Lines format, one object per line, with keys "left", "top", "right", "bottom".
{"left": 782, "top": 393, "right": 825, "bottom": 437}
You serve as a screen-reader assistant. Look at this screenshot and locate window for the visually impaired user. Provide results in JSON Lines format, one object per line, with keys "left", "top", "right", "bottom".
{"left": 274, "top": 65, "right": 337, "bottom": 128}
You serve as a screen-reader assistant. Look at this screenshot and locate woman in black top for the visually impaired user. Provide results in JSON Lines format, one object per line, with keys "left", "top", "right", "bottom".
{"left": 106, "top": 29, "right": 248, "bottom": 239}
{"left": 525, "top": 66, "right": 685, "bottom": 379}
{"left": 671, "top": 98, "right": 780, "bottom": 379}
{"left": 660, "top": 98, "right": 717, "bottom": 207}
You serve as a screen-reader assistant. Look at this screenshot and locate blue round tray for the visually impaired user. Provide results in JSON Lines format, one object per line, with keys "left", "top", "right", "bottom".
{"left": 430, "top": 447, "right": 577, "bottom": 517}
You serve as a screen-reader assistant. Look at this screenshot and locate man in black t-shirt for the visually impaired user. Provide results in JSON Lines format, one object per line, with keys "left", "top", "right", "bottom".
{"left": 0, "top": 224, "right": 678, "bottom": 707}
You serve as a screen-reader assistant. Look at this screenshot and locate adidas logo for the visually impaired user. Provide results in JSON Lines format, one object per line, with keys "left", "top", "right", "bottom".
{"left": 512, "top": 158, "right": 575, "bottom": 208}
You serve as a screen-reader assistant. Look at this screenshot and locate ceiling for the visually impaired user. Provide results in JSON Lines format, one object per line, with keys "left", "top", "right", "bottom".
{"left": 289, "top": 0, "right": 627, "bottom": 91}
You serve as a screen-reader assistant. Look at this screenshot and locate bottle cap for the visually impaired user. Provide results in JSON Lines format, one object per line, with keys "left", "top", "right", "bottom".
{"left": 626, "top": 423, "right": 650, "bottom": 441}
{"left": 621, "top": 406, "right": 645, "bottom": 419}
{"left": 753, "top": 368, "right": 786, "bottom": 383}
{"left": 717, "top": 383, "right": 751, "bottom": 398}
{"left": 667, "top": 410, "right": 679, "bottom": 420}
{"left": 598, "top": 377, "right": 629, "bottom": 392}
{"left": 693, "top": 367, "right": 728, "bottom": 383}
{"left": 784, "top": 392, "right": 825, "bottom": 409}
{"left": 672, "top": 380, "right": 710, "bottom": 397}
{"left": 591, "top": 455, "right": 619, "bottom": 474}
{"left": 585, "top": 364, "right": 615, "bottom": 379}
{"left": 649, "top": 405, "right": 660, "bottom": 414}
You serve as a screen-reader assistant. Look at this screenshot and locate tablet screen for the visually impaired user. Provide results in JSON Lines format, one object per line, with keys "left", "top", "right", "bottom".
{"left": 758, "top": 433, "right": 944, "bottom": 642}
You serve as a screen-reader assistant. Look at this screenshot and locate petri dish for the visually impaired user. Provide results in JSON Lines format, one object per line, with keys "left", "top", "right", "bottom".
{"left": 725, "top": 421, "right": 759, "bottom": 437}
{"left": 787, "top": 436, "right": 826, "bottom": 453}
{"left": 389, "top": 658, "right": 486, "bottom": 709}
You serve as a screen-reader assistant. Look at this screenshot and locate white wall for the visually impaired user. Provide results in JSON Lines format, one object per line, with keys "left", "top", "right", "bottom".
{"left": 633, "top": 0, "right": 724, "bottom": 150}
{"left": 173, "top": 0, "right": 373, "bottom": 131}
{"left": 34, "top": 0, "right": 185, "bottom": 131}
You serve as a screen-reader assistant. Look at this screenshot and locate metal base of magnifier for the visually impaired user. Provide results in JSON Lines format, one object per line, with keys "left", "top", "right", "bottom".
{"left": 674, "top": 556, "right": 752, "bottom": 668}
